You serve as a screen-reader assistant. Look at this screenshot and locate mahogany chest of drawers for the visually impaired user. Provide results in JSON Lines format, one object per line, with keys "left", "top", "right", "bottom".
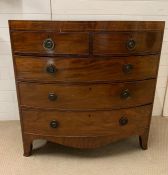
{"left": 9, "top": 21, "right": 164, "bottom": 156}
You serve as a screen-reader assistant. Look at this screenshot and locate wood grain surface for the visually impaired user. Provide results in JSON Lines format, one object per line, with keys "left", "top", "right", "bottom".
{"left": 11, "top": 31, "right": 89, "bottom": 56}
{"left": 15, "top": 55, "right": 159, "bottom": 82}
{"left": 22, "top": 105, "right": 152, "bottom": 137}
{"left": 93, "top": 31, "right": 163, "bottom": 55}
{"left": 18, "top": 79, "right": 155, "bottom": 110}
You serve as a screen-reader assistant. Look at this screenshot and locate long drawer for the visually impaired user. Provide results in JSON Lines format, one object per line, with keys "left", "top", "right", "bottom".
{"left": 22, "top": 105, "right": 152, "bottom": 137}
{"left": 11, "top": 31, "right": 89, "bottom": 55}
{"left": 18, "top": 79, "right": 155, "bottom": 110}
{"left": 15, "top": 55, "right": 159, "bottom": 82}
{"left": 93, "top": 31, "right": 163, "bottom": 55}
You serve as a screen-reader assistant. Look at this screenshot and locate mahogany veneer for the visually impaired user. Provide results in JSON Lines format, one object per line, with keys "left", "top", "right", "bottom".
{"left": 9, "top": 20, "right": 164, "bottom": 156}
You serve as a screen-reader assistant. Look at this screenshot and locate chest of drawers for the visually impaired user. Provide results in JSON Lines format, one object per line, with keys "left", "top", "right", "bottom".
{"left": 9, "top": 21, "right": 164, "bottom": 156}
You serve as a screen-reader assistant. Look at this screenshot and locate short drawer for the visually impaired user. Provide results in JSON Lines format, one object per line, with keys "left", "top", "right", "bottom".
{"left": 18, "top": 79, "right": 155, "bottom": 110}
{"left": 11, "top": 31, "right": 89, "bottom": 55}
{"left": 22, "top": 105, "right": 152, "bottom": 136}
{"left": 15, "top": 55, "right": 159, "bottom": 82}
{"left": 93, "top": 31, "right": 163, "bottom": 55}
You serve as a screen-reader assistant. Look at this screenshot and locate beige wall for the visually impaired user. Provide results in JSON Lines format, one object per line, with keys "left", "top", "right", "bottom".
{"left": 0, "top": 0, "right": 168, "bottom": 120}
{"left": 163, "top": 86, "right": 168, "bottom": 117}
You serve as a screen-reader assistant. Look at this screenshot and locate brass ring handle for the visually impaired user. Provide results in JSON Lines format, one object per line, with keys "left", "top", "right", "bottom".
{"left": 43, "top": 38, "right": 55, "bottom": 50}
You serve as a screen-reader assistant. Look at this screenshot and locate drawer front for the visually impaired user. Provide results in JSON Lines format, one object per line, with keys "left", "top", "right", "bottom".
{"left": 15, "top": 55, "right": 159, "bottom": 82}
{"left": 18, "top": 80, "right": 155, "bottom": 110}
{"left": 93, "top": 31, "right": 163, "bottom": 55}
{"left": 11, "top": 32, "right": 89, "bottom": 55}
{"left": 22, "top": 105, "right": 152, "bottom": 136}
